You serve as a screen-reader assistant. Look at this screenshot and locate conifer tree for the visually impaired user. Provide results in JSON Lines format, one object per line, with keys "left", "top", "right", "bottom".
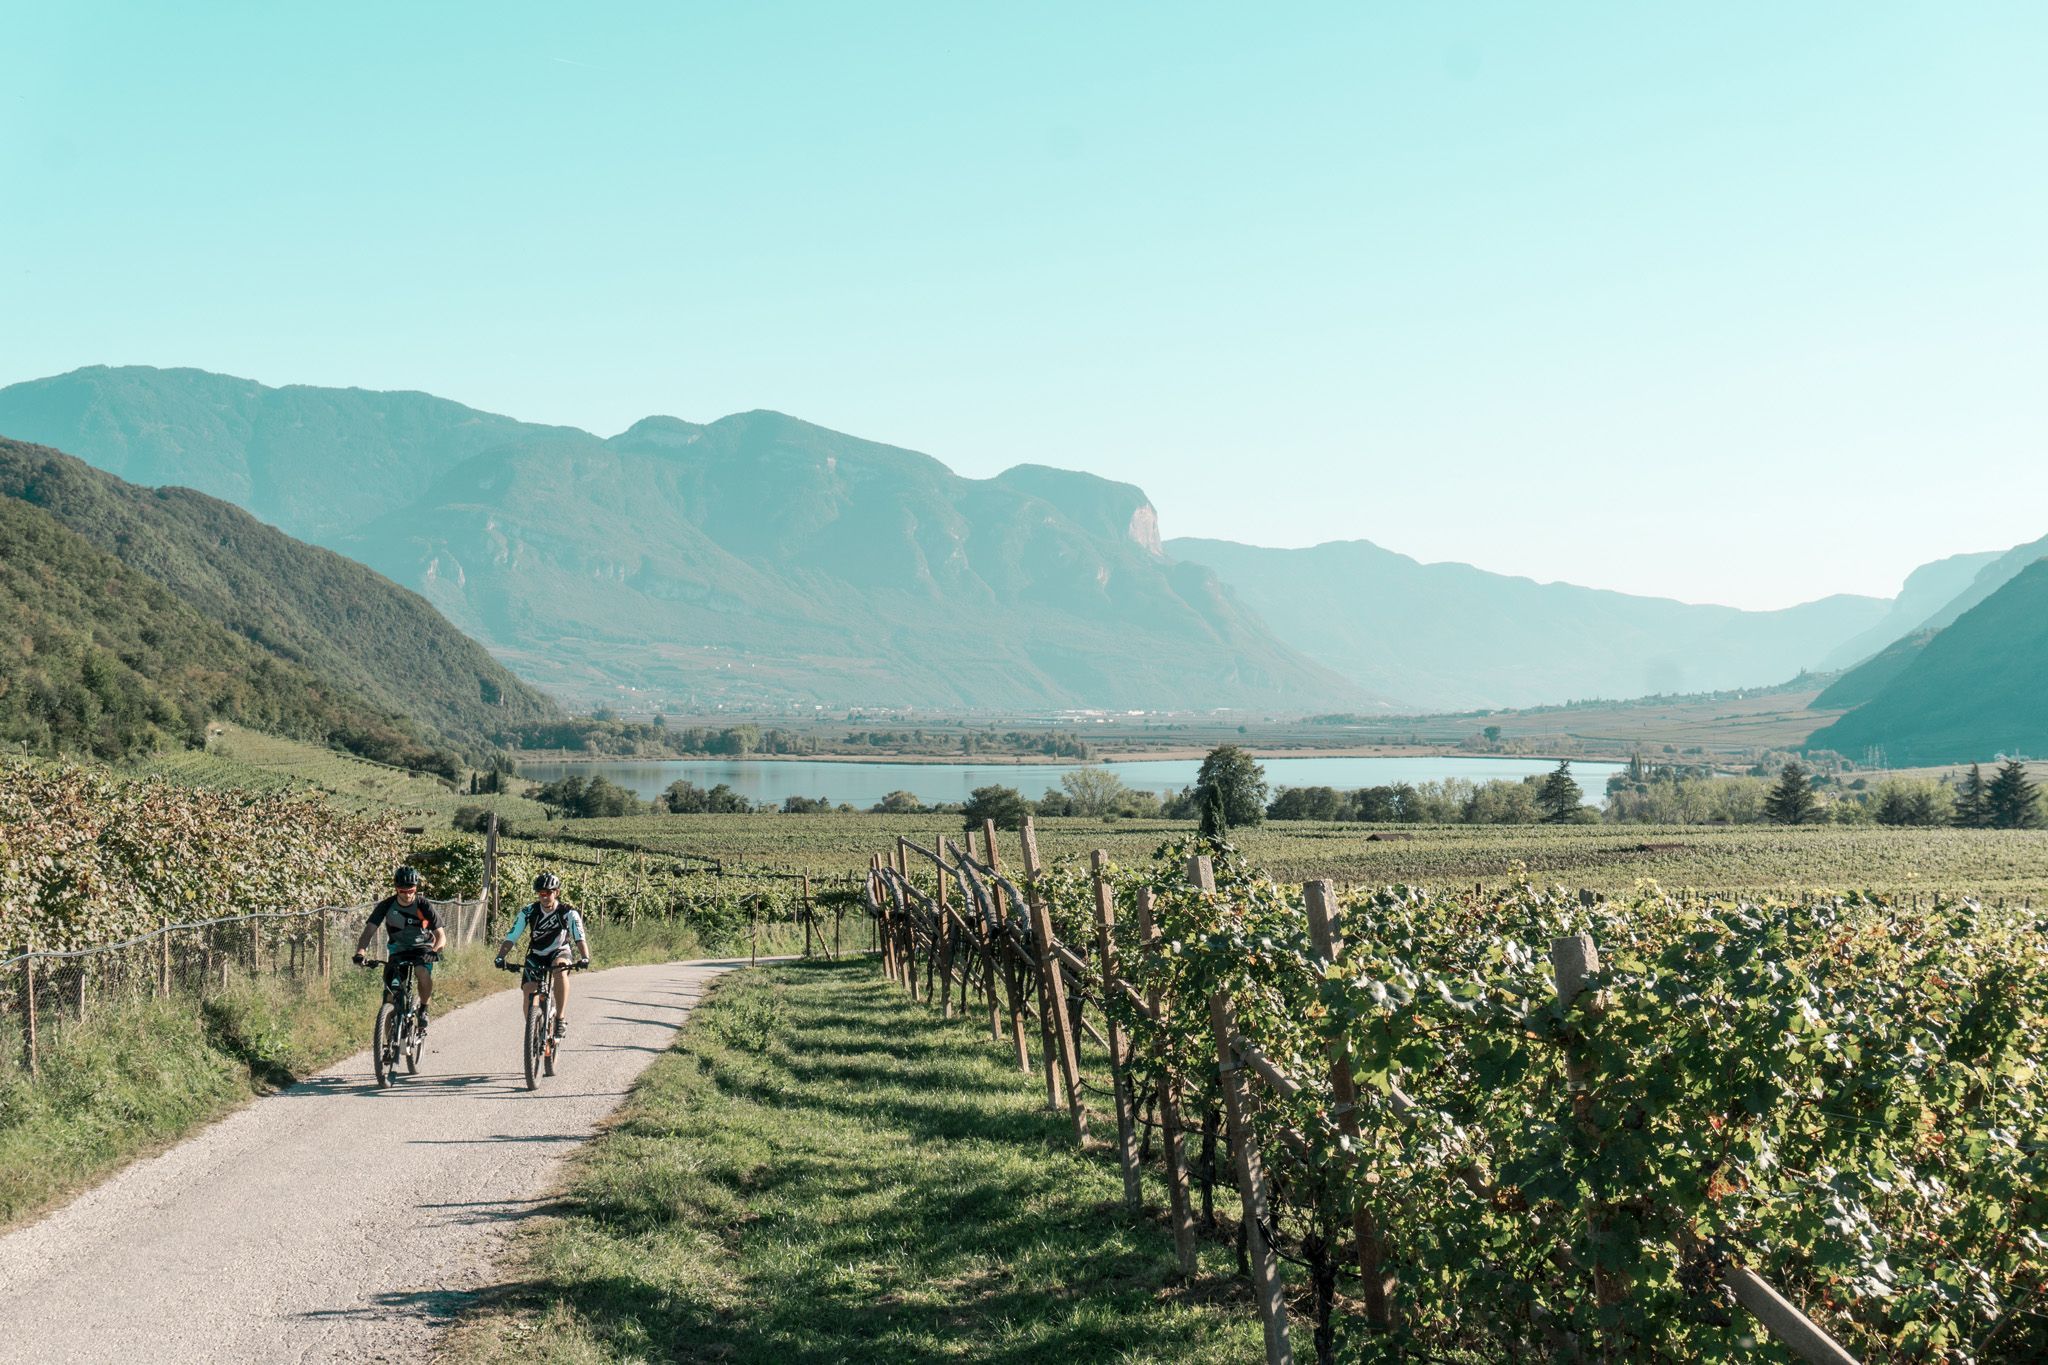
{"left": 1953, "top": 764, "right": 1989, "bottom": 829}
{"left": 1986, "top": 760, "right": 2042, "bottom": 830}
{"left": 1764, "top": 761, "right": 1819, "bottom": 825}
{"left": 1536, "top": 761, "right": 1583, "bottom": 822}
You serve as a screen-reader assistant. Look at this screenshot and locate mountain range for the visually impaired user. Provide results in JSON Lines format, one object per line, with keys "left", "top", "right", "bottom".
{"left": 0, "top": 365, "right": 2033, "bottom": 732}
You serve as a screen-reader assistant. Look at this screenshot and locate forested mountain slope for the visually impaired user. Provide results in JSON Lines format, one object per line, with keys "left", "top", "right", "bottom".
{"left": 0, "top": 497, "right": 450, "bottom": 767}
{"left": 1809, "top": 558, "right": 2048, "bottom": 766}
{"left": 0, "top": 438, "right": 562, "bottom": 752}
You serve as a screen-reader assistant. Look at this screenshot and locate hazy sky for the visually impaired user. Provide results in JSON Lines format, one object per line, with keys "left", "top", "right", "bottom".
{"left": 4, "top": 3, "right": 2043, "bottom": 610}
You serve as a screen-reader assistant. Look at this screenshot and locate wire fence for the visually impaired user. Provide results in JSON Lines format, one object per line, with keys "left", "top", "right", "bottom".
{"left": 2, "top": 898, "right": 486, "bottom": 1079}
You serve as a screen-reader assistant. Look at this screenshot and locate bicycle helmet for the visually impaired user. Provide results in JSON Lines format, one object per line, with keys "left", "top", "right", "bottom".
{"left": 533, "top": 871, "right": 562, "bottom": 892}
{"left": 393, "top": 865, "right": 423, "bottom": 888}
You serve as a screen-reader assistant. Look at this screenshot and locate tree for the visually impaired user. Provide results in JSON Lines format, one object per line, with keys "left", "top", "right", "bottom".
{"left": 1194, "top": 745, "right": 1267, "bottom": 829}
{"left": 1199, "top": 784, "right": 1229, "bottom": 840}
{"left": 1954, "top": 764, "right": 1990, "bottom": 829}
{"left": 1764, "top": 762, "right": 1818, "bottom": 825}
{"left": 1268, "top": 785, "right": 1343, "bottom": 821}
{"left": 871, "top": 790, "right": 923, "bottom": 815}
{"left": 1536, "top": 761, "right": 1583, "bottom": 823}
{"left": 1986, "top": 760, "right": 2042, "bottom": 830}
{"left": 962, "top": 784, "right": 1031, "bottom": 832}
{"left": 1060, "top": 767, "right": 1130, "bottom": 817}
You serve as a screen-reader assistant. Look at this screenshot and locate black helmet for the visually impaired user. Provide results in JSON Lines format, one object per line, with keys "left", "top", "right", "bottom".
{"left": 393, "top": 866, "right": 422, "bottom": 888}
{"left": 533, "top": 872, "right": 562, "bottom": 892}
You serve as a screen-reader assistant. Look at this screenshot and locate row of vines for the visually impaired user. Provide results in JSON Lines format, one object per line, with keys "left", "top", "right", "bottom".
{"left": 0, "top": 759, "right": 407, "bottom": 953}
{"left": 873, "top": 826, "right": 2047, "bottom": 1362}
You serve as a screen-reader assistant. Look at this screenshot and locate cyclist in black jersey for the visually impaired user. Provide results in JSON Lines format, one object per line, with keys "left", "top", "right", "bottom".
{"left": 495, "top": 872, "right": 591, "bottom": 1037}
{"left": 353, "top": 866, "right": 447, "bottom": 1030}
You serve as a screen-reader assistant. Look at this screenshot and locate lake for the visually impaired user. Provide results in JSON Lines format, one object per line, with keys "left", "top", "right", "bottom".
{"left": 517, "top": 755, "right": 1628, "bottom": 809}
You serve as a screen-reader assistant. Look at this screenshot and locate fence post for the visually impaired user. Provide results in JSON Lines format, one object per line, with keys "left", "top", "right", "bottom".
{"left": 935, "top": 854, "right": 954, "bottom": 1018}
{"left": 1209, "top": 989, "right": 1294, "bottom": 1365}
{"left": 1134, "top": 886, "right": 1200, "bottom": 1277}
{"left": 22, "top": 937, "right": 37, "bottom": 1078}
{"left": 159, "top": 917, "right": 172, "bottom": 999}
{"left": 1303, "top": 879, "right": 1392, "bottom": 1329}
{"left": 318, "top": 911, "right": 330, "bottom": 981}
{"left": 983, "top": 819, "right": 1032, "bottom": 1074}
{"left": 252, "top": 917, "right": 263, "bottom": 977}
{"left": 1092, "top": 850, "right": 1142, "bottom": 1210}
{"left": 802, "top": 874, "right": 814, "bottom": 960}
{"left": 1551, "top": 932, "right": 1630, "bottom": 1348}
{"left": 1021, "top": 818, "right": 1086, "bottom": 1140}
{"left": 484, "top": 812, "right": 500, "bottom": 938}
{"left": 75, "top": 958, "right": 87, "bottom": 1024}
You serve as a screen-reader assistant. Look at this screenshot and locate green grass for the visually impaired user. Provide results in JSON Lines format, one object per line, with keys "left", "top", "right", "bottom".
{"left": 440, "top": 961, "right": 1263, "bottom": 1364}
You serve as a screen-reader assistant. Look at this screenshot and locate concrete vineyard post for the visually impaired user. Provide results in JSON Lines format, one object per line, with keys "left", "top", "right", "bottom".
{"left": 1091, "top": 850, "right": 1143, "bottom": 1210}
{"left": 802, "top": 874, "right": 814, "bottom": 960}
{"left": 1021, "top": 818, "right": 1086, "bottom": 1139}
{"left": 1209, "top": 989, "right": 1294, "bottom": 1365}
{"left": 983, "top": 819, "right": 1032, "bottom": 1074}
{"left": 1136, "top": 885, "right": 1200, "bottom": 1278}
{"left": 1303, "top": 879, "right": 1391, "bottom": 1328}
{"left": 1550, "top": 932, "right": 1629, "bottom": 1347}
{"left": 159, "top": 917, "right": 172, "bottom": 999}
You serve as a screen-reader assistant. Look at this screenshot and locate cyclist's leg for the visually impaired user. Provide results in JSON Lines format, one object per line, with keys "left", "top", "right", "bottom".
{"left": 415, "top": 956, "right": 434, "bottom": 1011}
{"left": 551, "top": 962, "right": 571, "bottom": 1034}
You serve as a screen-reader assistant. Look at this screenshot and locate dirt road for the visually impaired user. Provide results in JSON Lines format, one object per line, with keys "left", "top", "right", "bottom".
{"left": 0, "top": 959, "right": 741, "bottom": 1363}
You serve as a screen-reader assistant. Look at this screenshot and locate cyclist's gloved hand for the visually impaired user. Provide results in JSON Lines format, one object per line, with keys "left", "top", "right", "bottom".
{"left": 577, "top": 956, "right": 591, "bottom": 968}
{"left": 352, "top": 950, "right": 365, "bottom": 966}
{"left": 494, "top": 955, "right": 505, "bottom": 968}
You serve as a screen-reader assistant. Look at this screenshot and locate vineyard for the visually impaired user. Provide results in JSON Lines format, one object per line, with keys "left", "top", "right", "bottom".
{"left": 564, "top": 811, "right": 2048, "bottom": 901}
{"left": 864, "top": 819, "right": 2048, "bottom": 1362}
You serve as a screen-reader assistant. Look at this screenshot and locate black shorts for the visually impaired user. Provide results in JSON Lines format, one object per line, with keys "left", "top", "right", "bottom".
{"left": 521, "top": 953, "right": 571, "bottom": 984}
{"left": 384, "top": 948, "right": 436, "bottom": 991}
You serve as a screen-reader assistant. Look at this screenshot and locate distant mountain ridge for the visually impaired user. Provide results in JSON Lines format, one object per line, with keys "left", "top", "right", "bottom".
{"left": 0, "top": 364, "right": 2017, "bottom": 714}
{"left": 0, "top": 369, "right": 1358, "bottom": 712}
{"left": 0, "top": 436, "right": 562, "bottom": 757}
{"left": 1165, "top": 537, "right": 1890, "bottom": 710}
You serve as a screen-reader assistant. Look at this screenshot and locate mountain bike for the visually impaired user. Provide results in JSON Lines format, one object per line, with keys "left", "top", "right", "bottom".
{"left": 362, "top": 953, "right": 436, "bottom": 1087}
{"left": 500, "top": 956, "right": 588, "bottom": 1090}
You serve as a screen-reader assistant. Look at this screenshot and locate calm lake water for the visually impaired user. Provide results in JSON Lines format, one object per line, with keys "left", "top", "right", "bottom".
{"left": 518, "top": 755, "right": 1628, "bottom": 809}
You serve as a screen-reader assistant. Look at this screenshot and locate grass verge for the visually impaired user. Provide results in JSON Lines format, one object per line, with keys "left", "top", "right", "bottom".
{"left": 0, "top": 918, "right": 767, "bottom": 1231}
{"left": 439, "top": 959, "right": 1262, "bottom": 1364}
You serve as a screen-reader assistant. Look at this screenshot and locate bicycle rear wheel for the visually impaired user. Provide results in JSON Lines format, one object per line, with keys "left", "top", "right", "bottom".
{"left": 522, "top": 991, "right": 543, "bottom": 1091}
{"left": 374, "top": 1001, "right": 396, "bottom": 1088}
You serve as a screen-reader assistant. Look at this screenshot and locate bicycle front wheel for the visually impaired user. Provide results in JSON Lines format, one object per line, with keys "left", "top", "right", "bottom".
{"left": 522, "top": 992, "right": 543, "bottom": 1091}
{"left": 373, "top": 1001, "right": 396, "bottom": 1089}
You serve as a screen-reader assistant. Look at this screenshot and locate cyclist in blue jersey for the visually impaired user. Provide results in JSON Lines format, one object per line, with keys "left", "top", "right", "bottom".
{"left": 353, "top": 866, "right": 447, "bottom": 1031}
{"left": 495, "top": 872, "right": 591, "bottom": 1037}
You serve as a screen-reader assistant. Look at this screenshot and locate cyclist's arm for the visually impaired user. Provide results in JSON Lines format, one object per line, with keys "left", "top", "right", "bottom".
{"left": 495, "top": 906, "right": 530, "bottom": 961}
{"left": 354, "top": 903, "right": 387, "bottom": 955}
{"left": 425, "top": 901, "right": 448, "bottom": 953}
{"left": 568, "top": 908, "right": 591, "bottom": 961}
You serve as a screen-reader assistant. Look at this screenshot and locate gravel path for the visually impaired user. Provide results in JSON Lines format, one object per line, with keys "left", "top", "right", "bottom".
{"left": 0, "top": 958, "right": 742, "bottom": 1364}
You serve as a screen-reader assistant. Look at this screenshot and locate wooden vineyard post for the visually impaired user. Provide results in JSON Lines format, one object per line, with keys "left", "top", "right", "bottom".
{"left": 1021, "top": 818, "right": 1086, "bottom": 1140}
{"left": 983, "top": 819, "right": 1032, "bottom": 1074}
{"left": 1551, "top": 932, "right": 1630, "bottom": 1351}
{"left": 801, "top": 874, "right": 814, "bottom": 960}
{"left": 75, "top": 958, "right": 87, "bottom": 1024}
{"left": 159, "top": 917, "right": 172, "bottom": 999}
{"left": 895, "top": 839, "right": 919, "bottom": 1000}
{"left": 1303, "top": 880, "right": 1392, "bottom": 1329}
{"left": 484, "top": 811, "right": 499, "bottom": 938}
{"left": 935, "top": 853, "right": 955, "bottom": 1018}
{"left": 1137, "top": 885, "right": 1199, "bottom": 1278}
{"left": 1210, "top": 988, "right": 1293, "bottom": 1365}
{"left": 21, "top": 937, "right": 36, "bottom": 1078}
{"left": 955, "top": 836, "right": 1001, "bottom": 1044}
{"left": 871, "top": 858, "right": 893, "bottom": 978}
{"left": 318, "top": 910, "right": 330, "bottom": 981}
{"left": 1091, "top": 851, "right": 1143, "bottom": 1210}
{"left": 252, "top": 917, "right": 263, "bottom": 976}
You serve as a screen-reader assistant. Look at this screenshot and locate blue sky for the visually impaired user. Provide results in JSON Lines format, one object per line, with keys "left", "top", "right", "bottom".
{"left": 3, "top": 3, "right": 2042, "bottom": 609}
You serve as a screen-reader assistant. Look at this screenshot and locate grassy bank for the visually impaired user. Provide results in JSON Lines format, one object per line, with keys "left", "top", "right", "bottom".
{"left": 0, "top": 918, "right": 771, "bottom": 1231}
{"left": 441, "top": 960, "right": 1261, "bottom": 1363}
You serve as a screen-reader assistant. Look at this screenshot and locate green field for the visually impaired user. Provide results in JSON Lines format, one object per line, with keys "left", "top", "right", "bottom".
{"left": 441, "top": 961, "right": 1262, "bottom": 1364}
{"left": 558, "top": 811, "right": 2048, "bottom": 900}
